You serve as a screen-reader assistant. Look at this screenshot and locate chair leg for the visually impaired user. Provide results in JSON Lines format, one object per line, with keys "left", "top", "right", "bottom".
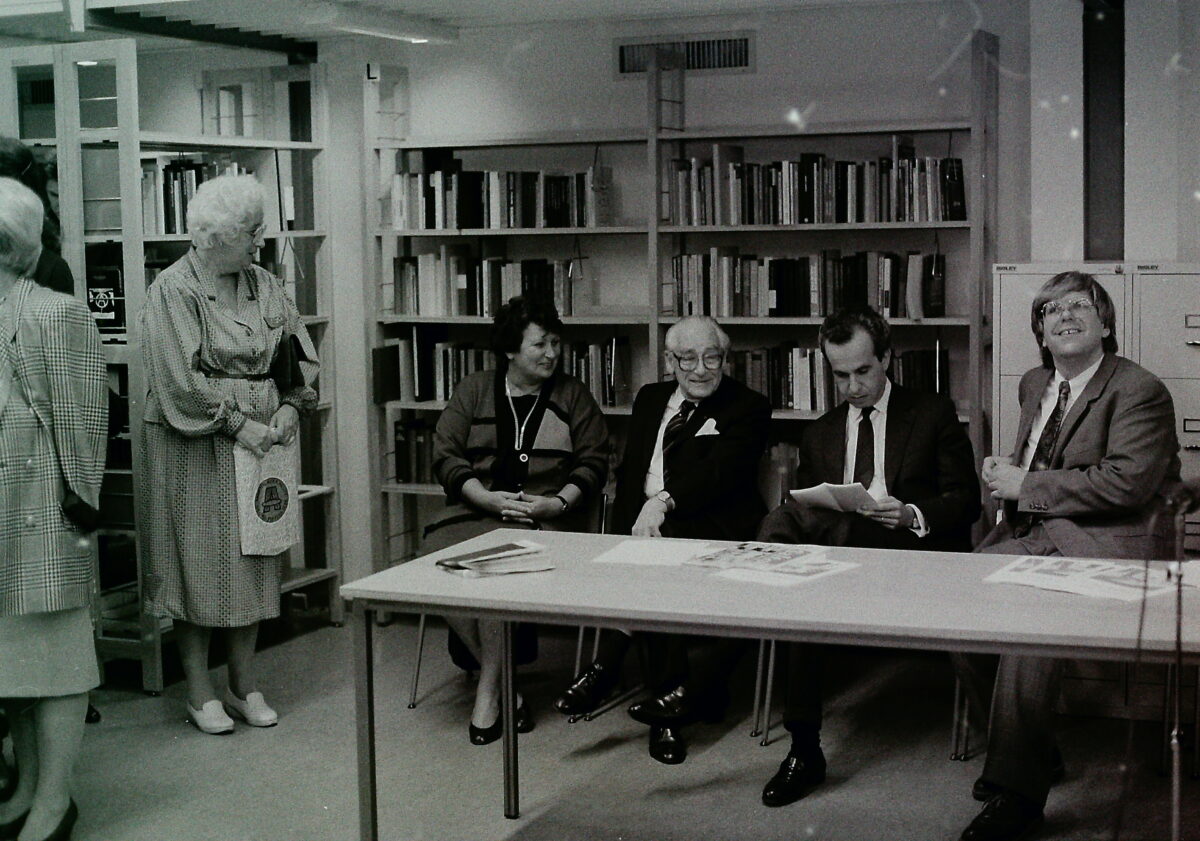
{"left": 750, "top": 639, "right": 766, "bottom": 738}
{"left": 951, "top": 675, "right": 971, "bottom": 760}
{"left": 759, "top": 640, "right": 776, "bottom": 747}
{"left": 1162, "top": 663, "right": 1174, "bottom": 776}
{"left": 573, "top": 626, "right": 587, "bottom": 677}
{"left": 1192, "top": 665, "right": 1199, "bottom": 780}
{"left": 407, "top": 613, "right": 427, "bottom": 709}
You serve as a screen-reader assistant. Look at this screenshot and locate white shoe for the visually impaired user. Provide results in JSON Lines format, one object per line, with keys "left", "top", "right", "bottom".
{"left": 188, "top": 699, "right": 234, "bottom": 734}
{"left": 224, "top": 688, "right": 278, "bottom": 727}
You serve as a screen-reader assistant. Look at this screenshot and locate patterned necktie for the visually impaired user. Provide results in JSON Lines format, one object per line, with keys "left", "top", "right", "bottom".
{"left": 662, "top": 400, "right": 696, "bottom": 456}
{"left": 1029, "top": 381, "right": 1071, "bottom": 473}
{"left": 853, "top": 406, "right": 875, "bottom": 489}
{"left": 1012, "top": 380, "right": 1071, "bottom": 537}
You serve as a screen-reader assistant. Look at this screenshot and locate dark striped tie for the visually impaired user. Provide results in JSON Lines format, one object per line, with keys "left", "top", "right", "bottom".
{"left": 661, "top": 400, "right": 696, "bottom": 484}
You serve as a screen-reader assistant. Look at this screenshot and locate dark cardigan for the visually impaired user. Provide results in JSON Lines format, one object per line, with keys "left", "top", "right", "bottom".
{"left": 428, "top": 369, "right": 610, "bottom": 536}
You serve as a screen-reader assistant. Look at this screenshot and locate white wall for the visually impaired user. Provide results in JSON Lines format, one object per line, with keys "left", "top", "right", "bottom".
{"left": 1028, "top": 0, "right": 1083, "bottom": 261}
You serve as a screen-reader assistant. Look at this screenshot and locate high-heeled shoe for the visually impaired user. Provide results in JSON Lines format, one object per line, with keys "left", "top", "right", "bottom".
{"left": 28, "top": 799, "right": 77, "bottom": 841}
{"left": 469, "top": 701, "right": 534, "bottom": 745}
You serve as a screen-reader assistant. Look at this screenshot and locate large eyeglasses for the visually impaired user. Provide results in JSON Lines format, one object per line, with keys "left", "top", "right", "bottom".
{"left": 668, "top": 350, "right": 724, "bottom": 371}
{"left": 1040, "top": 296, "right": 1096, "bottom": 321}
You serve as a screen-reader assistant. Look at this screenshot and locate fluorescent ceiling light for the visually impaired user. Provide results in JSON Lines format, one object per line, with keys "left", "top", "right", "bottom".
{"left": 302, "top": 1, "right": 457, "bottom": 44}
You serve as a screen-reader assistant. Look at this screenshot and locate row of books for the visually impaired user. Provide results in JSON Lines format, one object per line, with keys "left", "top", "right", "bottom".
{"left": 731, "top": 341, "right": 950, "bottom": 412}
{"left": 664, "top": 138, "right": 965, "bottom": 226}
{"left": 392, "top": 417, "right": 436, "bottom": 485}
{"left": 663, "top": 248, "right": 946, "bottom": 319}
{"left": 140, "top": 157, "right": 251, "bottom": 236}
{"left": 386, "top": 251, "right": 581, "bottom": 317}
{"left": 372, "top": 336, "right": 630, "bottom": 407}
{"left": 389, "top": 165, "right": 613, "bottom": 231}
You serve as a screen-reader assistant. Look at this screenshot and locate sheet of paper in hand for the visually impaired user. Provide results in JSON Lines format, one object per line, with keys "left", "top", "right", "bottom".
{"left": 789, "top": 482, "right": 875, "bottom": 512}
{"left": 436, "top": 540, "right": 553, "bottom": 577}
{"left": 234, "top": 439, "right": 301, "bottom": 556}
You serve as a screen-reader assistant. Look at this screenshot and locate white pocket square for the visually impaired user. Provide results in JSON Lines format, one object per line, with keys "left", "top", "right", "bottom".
{"left": 695, "top": 417, "right": 720, "bottom": 436}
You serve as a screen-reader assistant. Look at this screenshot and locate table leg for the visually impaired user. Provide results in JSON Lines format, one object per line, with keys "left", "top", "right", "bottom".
{"left": 501, "top": 619, "right": 520, "bottom": 819}
{"left": 353, "top": 602, "right": 378, "bottom": 841}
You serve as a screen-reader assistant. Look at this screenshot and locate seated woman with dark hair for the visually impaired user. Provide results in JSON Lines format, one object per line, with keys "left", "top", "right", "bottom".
{"left": 427, "top": 295, "right": 610, "bottom": 744}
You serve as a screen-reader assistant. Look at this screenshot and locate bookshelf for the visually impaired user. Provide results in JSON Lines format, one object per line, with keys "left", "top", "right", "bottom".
{"left": 365, "top": 35, "right": 998, "bottom": 566}
{"left": 0, "top": 39, "right": 343, "bottom": 693}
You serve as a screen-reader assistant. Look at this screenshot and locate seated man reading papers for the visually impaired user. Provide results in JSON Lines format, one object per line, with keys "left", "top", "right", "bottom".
{"left": 756, "top": 306, "right": 981, "bottom": 807}
{"left": 955, "top": 271, "right": 1180, "bottom": 841}
{"left": 554, "top": 315, "right": 771, "bottom": 765}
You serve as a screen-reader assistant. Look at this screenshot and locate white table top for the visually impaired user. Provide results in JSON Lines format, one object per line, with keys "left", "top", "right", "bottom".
{"left": 341, "top": 529, "right": 1200, "bottom": 663}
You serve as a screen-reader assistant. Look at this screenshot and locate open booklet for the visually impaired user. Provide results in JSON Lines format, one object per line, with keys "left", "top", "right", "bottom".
{"left": 789, "top": 482, "right": 874, "bottom": 512}
{"left": 435, "top": 540, "right": 554, "bottom": 578}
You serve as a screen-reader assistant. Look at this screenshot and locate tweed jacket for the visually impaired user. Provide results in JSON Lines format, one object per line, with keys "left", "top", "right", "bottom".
{"left": 796, "top": 383, "right": 980, "bottom": 550}
{"left": 612, "top": 376, "right": 771, "bottom": 541}
{"left": 981, "top": 353, "right": 1180, "bottom": 559}
{"left": 0, "top": 278, "right": 106, "bottom": 615}
{"left": 428, "top": 369, "right": 610, "bottom": 538}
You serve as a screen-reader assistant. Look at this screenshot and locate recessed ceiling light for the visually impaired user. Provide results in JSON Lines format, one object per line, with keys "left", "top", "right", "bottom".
{"left": 76, "top": 60, "right": 99, "bottom": 66}
{"left": 409, "top": 38, "right": 429, "bottom": 44}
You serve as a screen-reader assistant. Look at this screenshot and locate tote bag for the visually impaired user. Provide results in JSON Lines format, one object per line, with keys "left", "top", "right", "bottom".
{"left": 233, "top": 438, "right": 301, "bottom": 556}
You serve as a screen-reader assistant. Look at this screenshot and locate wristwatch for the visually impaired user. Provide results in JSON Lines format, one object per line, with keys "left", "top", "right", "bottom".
{"left": 654, "top": 489, "right": 674, "bottom": 511}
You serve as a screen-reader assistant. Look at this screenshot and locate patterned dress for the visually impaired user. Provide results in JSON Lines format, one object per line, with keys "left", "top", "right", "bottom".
{"left": 137, "top": 251, "right": 317, "bottom": 627}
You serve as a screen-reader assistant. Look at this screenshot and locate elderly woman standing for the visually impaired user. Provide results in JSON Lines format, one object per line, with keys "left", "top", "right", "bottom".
{"left": 137, "top": 175, "right": 318, "bottom": 734}
{"left": 0, "top": 178, "right": 106, "bottom": 841}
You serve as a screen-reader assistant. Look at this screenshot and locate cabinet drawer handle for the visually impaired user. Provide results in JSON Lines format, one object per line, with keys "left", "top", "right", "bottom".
{"left": 1185, "top": 445, "right": 1200, "bottom": 451}
{"left": 1187, "top": 341, "right": 1200, "bottom": 347}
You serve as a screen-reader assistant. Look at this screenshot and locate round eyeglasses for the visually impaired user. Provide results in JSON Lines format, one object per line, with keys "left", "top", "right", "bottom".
{"left": 1040, "top": 296, "right": 1096, "bottom": 321}
{"left": 668, "top": 351, "right": 724, "bottom": 371}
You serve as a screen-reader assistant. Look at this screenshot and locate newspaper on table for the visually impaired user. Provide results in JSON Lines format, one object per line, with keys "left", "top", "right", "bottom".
{"left": 985, "top": 555, "right": 1178, "bottom": 602}
{"left": 685, "top": 541, "right": 858, "bottom": 585}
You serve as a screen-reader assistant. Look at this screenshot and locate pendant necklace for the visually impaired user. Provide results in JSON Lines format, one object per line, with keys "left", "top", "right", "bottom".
{"left": 505, "top": 376, "right": 536, "bottom": 463}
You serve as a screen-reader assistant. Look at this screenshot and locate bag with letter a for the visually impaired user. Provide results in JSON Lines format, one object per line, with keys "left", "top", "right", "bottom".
{"left": 233, "top": 438, "right": 301, "bottom": 556}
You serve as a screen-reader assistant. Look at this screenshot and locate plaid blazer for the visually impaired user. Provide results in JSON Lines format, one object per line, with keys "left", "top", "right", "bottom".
{"left": 0, "top": 278, "right": 107, "bottom": 615}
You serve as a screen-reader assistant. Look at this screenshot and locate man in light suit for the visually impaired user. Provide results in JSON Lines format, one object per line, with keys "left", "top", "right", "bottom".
{"left": 554, "top": 315, "right": 771, "bottom": 764}
{"left": 958, "top": 271, "right": 1180, "bottom": 841}
{"left": 755, "top": 306, "right": 981, "bottom": 807}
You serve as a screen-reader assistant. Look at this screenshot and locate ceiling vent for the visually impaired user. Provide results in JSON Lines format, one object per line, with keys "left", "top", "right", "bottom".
{"left": 615, "top": 32, "right": 755, "bottom": 76}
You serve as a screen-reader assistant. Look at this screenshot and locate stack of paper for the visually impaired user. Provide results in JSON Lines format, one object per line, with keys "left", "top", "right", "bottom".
{"left": 985, "top": 556, "right": 1177, "bottom": 602}
{"left": 435, "top": 540, "right": 553, "bottom": 578}
{"left": 686, "top": 541, "right": 858, "bottom": 586}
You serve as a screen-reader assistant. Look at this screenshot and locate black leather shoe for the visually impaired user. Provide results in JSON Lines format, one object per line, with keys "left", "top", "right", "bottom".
{"left": 555, "top": 663, "right": 619, "bottom": 716}
{"left": 761, "top": 749, "right": 827, "bottom": 807}
{"left": 515, "top": 701, "right": 534, "bottom": 734}
{"left": 628, "top": 687, "right": 693, "bottom": 726}
{"left": 960, "top": 792, "right": 1043, "bottom": 841}
{"left": 85, "top": 704, "right": 101, "bottom": 724}
{"left": 648, "top": 725, "right": 687, "bottom": 765}
{"left": 972, "top": 749, "right": 1064, "bottom": 802}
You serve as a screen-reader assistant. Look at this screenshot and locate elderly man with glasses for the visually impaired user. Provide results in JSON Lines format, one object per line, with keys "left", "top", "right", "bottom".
{"left": 955, "top": 270, "right": 1180, "bottom": 841}
{"left": 553, "top": 314, "right": 771, "bottom": 764}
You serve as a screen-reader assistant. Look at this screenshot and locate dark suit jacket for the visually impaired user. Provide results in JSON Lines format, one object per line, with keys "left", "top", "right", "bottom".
{"left": 797, "top": 383, "right": 980, "bottom": 550}
{"left": 981, "top": 353, "right": 1180, "bottom": 559}
{"left": 613, "top": 376, "right": 771, "bottom": 541}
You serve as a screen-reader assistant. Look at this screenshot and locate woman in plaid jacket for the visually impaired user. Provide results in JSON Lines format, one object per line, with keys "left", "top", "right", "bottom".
{"left": 0, "top": 178, "right": 107, "bottom": 841}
